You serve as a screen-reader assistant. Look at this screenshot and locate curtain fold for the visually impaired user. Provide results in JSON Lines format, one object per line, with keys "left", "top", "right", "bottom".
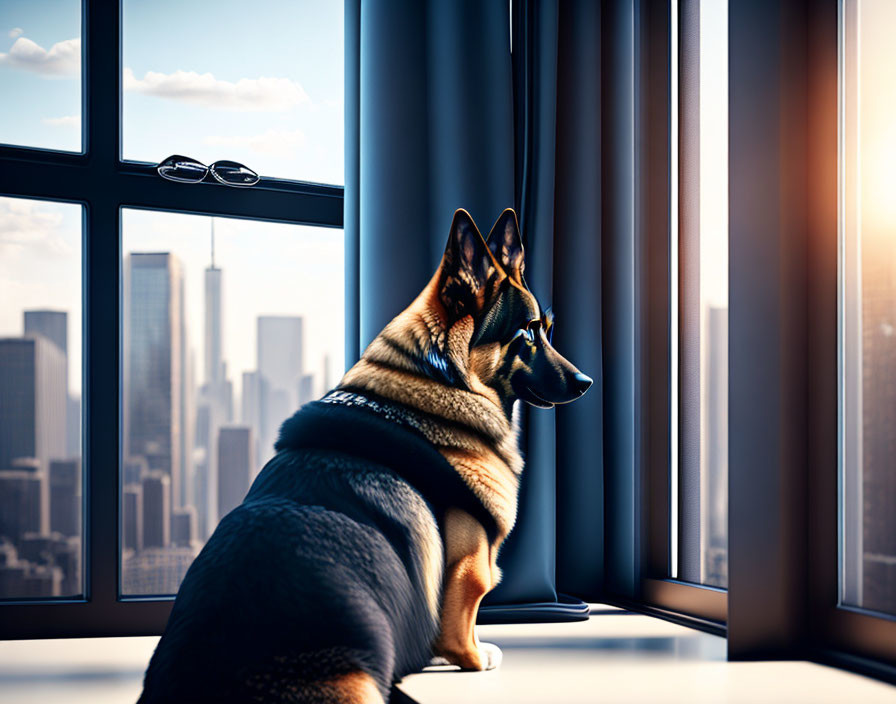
{"left": 345, "top": 0, "right": 603, "bottom": 617}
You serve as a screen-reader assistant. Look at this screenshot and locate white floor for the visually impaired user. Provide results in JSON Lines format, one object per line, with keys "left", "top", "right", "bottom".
{"left": 0, "top": 606, "right": 894, "bottom": 704}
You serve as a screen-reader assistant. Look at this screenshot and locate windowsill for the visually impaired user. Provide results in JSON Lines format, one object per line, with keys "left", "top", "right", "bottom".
{"left": 0, "top": 605, "right": 894, "bottom": 703}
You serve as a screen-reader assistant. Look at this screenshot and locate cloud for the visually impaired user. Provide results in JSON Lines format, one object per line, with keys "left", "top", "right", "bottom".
{"left": 0, "top": 36, "right": 80, "bottom": 76}
{"left": 42, "top": 115, "right": 80, "bottom": 128}
{"left": 0, "top": 198, "right": 72, "bottom": 258}
{"left": 203, "top": 128, "right": 306, "bottom": 156}
{"left": 8, "top": 28, "right": 23, "bottom": 39}
{"left": 123, "top": 67, "right": 310, "bottom": 112}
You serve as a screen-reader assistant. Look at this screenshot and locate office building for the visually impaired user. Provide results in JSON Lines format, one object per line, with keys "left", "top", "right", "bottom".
{"left": 0, "top": 469, "right": 46, "bottom": 545}
{"left": 123, "top": 483, "right": 143, "bottom": 553}
{"left": 217, "top": 426, "right": 254, "bottom": 521}
{"left": 123, "top": 253, "right": 185, "bottom": 511}
{"left": 49, "top": 459, "right": 80, "bottom": 538}
{"left": 142, "top": 471, "right": 171, "bottom": 550}
{"left": 0, "top": 336, "right": 66, "bottom": 474}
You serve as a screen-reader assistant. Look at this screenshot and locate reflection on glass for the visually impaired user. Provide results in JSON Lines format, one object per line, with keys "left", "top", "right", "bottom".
{"left": 674, "top": 0, "right": 728, "bottom": 588}
{"left": 840, "top": 0, "right": 896, "bottom": 617}
{"left": 0, "top": 196, "right": 83, "bottom": 599}
{"left": 0, "top": 2, "right": 82, "bottom": 152}
{"left": 122, "top": 0, "right": 343, "bottom": 184}
{"left": 120, "top": 211, "right": 344, "bottom": 595}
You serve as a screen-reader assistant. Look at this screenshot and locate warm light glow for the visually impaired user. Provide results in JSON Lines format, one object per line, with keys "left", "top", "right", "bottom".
{"left": 858, "top": 0, "right": 896, "bottom": 229}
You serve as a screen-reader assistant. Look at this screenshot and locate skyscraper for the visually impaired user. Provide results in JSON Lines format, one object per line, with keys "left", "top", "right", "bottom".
{"left": 123, "top": 253, "right": 185, "bottom": 512}
{"left": 0, "top": 469, "right": 46, "bottom": 545}
{"left": 49, "top": 459, "right": 80, "bottom": 538}
{"left": 217, "top": 426, "right": 254, "bottom": 521}
{"left": 257, "top": 316, "right": 303, "bottom": 458}
{"left": 123, "top": 482, "right": 143, "bottom": 553}
{"left": 24, "top": 310, "right": 79, "bottom": 458}
{"left": 241, "top": 370, "right": 269, "bottom": 468}
{"left": 0, "top": 336, "right": 66, "bottom": 474}
{"left": 142, "top": 471, "right": 171, "bottom": 549}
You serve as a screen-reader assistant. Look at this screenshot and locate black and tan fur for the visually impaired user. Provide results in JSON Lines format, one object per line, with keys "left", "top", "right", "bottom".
{"left": 138, "top": 209, "right": 590, "bottom": 703}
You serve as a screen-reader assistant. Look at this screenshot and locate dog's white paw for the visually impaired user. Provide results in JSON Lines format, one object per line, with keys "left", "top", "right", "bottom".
{"left": 479, "top": 642, "right": 502, "bottom": 671}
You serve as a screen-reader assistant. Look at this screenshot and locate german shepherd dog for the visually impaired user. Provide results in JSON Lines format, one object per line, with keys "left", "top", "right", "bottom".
{"left": 138, "top": 209, "right": 591, "bottom": 703}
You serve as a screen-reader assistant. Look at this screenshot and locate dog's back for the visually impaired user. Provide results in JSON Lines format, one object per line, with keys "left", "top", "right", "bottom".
{"left": 139, "top": 415, "right": 443, "bottom": 703}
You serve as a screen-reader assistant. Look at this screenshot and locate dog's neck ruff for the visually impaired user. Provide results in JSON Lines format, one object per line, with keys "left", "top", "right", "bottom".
{"left": 319, "top": 388, "right": 519, "bottom": 540}
{"left": 277, "top": 393, "right": 500, "bottom": 542}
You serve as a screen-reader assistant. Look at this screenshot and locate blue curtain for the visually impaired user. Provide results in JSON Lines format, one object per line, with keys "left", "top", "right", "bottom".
{"left": 345, "top": 0, "right": 604, "bottom": 617}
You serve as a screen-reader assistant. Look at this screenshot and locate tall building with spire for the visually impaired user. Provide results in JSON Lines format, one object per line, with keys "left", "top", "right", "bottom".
{"left": 195, "top": 220, "right": 233, "bottom": 538}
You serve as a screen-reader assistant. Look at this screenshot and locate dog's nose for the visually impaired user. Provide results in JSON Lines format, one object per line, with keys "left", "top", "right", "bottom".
{"left": 573, "top": 372, "right": 593, "bottom": 396}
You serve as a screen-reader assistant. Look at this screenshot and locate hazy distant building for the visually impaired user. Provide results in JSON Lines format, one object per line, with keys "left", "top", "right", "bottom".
{"left": 121, "top": 545, "right": 199, "bottom": 596}
{"left": 297, "top": 373, "right": 315, "bottom": 407}
{"left": 171, "top": 505, "right": 198, "bottom": 547}
{"left": 123, "top": 253, "right": 185, "bottom": 511}
{"left": 704, "top": 306, "right": 728, "bottom": 588}
{"left": 257, "top": 316, "right": 303, "bottom": 457}
{"left": 0, "top": 539, "right": 62, "bottom": 598}
{"left": 49, "top": 459, "right": 80, "bottom": 538}
{"left": 142, "top": 471, "right": 171, "bottom": 549}
{"left": 19, "top": 532, "right": 79, "bottom": 597}
{"left": 0, "top": 336, "right": 66, "bottom": 474}
{"left": 241, "top": 371, "right": 269, "bottom": 469}
{"left": 217, "top": 426, "right": 254, "bottom": 520}
{"left": 24, "top": 310, "right": 80, "bottom": 458}
{"left": 123, "top": 456, "right": 148, "bottom": 486}
{"left": 860, "top": 225, "right": 896, "bottom": 614}
{"left": 123, "top": 483, "right": 143, "bottom": 553}
{"left": 0, "top": 469, "right": 46, "bottom": 544}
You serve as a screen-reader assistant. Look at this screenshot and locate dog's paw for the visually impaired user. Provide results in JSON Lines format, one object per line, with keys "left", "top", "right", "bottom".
{"left": 429, "top": 642, "right": 502, "bottom": 671}
{"left": 478, "top": 642, "right": 502, "bottom": 671}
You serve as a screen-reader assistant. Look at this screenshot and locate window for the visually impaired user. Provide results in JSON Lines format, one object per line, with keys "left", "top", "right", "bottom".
{"left": 673, "top": 0, "right": 728, "bottom": 589}
{"left": 0, "top": 0, "right": 344, "bottom": 638}
{"left": 0, "top": 1, "right": 82, "bottom": 153}
{"left": 0, "top": 196, "right": 83, "bottom": 600}
{"left": 120, "top": 211, "right": 343, "bottom": 596}
{"left": 839, "top": 0, "right": 896, "bottom": 618}
{"left": 121, "top": 0, "right": 343, "bottom": 184}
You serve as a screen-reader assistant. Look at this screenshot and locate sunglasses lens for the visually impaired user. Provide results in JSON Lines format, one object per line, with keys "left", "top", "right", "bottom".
{"left": 210, "top": 161, "right": 260, "bottom": 186}
{"left": 157, "top": 155, "right": 207, "bottom": 183}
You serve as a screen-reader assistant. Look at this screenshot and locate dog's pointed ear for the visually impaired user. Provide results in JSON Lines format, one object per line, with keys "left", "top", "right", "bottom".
{"left": 438, "top": 209, "right": 498, "bottom": 321}
{"left": 486, "top": 209, "right": 525, "bottom": 284}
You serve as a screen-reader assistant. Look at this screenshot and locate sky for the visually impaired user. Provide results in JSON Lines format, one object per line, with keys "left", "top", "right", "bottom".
{"left": 0, "top": 0, "right": 343, "bottom": 184}
{"left": 0, "top": 1, "right": 345, "bottom": 401}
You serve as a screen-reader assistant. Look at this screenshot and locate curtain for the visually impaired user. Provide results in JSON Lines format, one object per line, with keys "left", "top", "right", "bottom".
{"left": 345, "top": 0, "right": 604, "bottom": 619}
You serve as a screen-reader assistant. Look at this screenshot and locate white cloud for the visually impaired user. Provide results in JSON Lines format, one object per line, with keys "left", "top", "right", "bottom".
{"left": 123, "top": 67, "right": 310, "bottom": 112}
{"left": 0, "top": 198, "right": 72, "bottom": 258}
{"left": 42, "top": 115, "right": 80, "bottom": 128}
{"left": 8, "top": 28, "right": 23, "bottom": 39}
{"left": 0, "top": 36, "right": 80, "bottom": 76}
{"left": 203, "top": 128, "right": 307, "bottom": 156}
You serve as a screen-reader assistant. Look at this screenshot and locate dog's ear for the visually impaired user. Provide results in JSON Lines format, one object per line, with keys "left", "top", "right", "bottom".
{"left": 438, "top": 209, "right": 498, "bottom": 321}
{"left": 486, "top": 209, "right": 524, "bottom": 284}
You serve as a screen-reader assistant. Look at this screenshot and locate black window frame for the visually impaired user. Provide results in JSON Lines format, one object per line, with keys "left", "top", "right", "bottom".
{"left": 0, "top": 0, "right": 345, "bottom": 639}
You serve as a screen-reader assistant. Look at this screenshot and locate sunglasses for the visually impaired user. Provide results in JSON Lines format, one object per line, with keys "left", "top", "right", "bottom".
{"left": 156, "top": 154, "right": 260, "bottom": 187}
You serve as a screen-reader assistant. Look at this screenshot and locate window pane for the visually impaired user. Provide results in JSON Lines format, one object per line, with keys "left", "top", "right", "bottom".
{"left": 840, "top": 0, "right": 896, "bottom": 617}
{"left": 0, "top": 196, "right": 83, "bottom": 599}
{"left": 0, "top": 1, "right": 81, "bottom": 152}
{"left": 673, "top": 0, "right": 728, "bottom": 588}
{"left": 122, "top": 1, "right": 343, "bottom": 185}
{"left": 120, "top": 210, "right": 344, "bottom": 596}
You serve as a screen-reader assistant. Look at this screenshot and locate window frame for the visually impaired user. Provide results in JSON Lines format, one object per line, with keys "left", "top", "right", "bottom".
{"left": 637, "top": 0, "right": 728, "bottom": 634}
{"left": 807, "top": 0, "right": 896, "bottom": 677}
{"left": 0, "top": 0, "right": 345, "bottom": 639}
